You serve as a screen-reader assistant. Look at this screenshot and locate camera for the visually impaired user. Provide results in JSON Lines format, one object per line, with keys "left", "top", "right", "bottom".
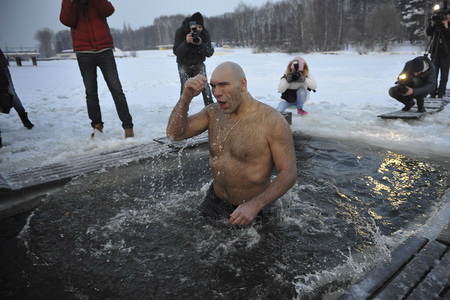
{"left": 393, "top": 72, "right": 413, "bottom": 95}
{"left": 431, "top": 3, "right": 448, "bottom": 24}
{"left": 288, "top": 60, "right": 305, "bottom": 82}
{"left": 189, "top": 21, "right": 202, "bottom": 45}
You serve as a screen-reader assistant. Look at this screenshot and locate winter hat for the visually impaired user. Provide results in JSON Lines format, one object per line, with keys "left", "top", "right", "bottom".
{"left": 191, "top": 12, "right": 204, "bottom": 26}
{"left": 411, "top": 57, "right": 424, "bottom": 73}
{"left": 291, "top": 56, "right": 306, "bottom": 71}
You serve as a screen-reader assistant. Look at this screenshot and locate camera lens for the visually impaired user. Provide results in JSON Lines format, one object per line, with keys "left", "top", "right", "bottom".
{"left": 193, "top": 36, "right": 201, "bottom": 44}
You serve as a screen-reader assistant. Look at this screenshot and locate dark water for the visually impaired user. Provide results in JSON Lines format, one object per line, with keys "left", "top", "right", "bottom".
{"left": 1, "top": 133, "right": 449, "bottom": 299}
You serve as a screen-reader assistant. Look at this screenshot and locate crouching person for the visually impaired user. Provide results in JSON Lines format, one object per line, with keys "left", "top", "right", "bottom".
{"left": 389, "top": 56, "right": 436, "bottom": 113}
{"left": 276, "top": 56, "right": 317, "bottom": 116}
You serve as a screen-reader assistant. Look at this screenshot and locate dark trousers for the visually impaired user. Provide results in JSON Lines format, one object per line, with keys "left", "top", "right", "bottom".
{"left": 198, "top": 184, "right": 277, "bottom": 224}
{"left": 432, "top": 56, "right": 450, "bottom": 95}
{"left": 3, "top": 67, "right": 26, "bottom": 115}
{"left": 198, "top": 184, "right": 238, "bottom": 220}
{"left": 76, "top": 49, "right": 133, "bottom": 129}
{"left": 177, "top": 62, "right": 213, "bottom": 106}
{"left": 388, "top": 87, "right": 425, "bottom": 107}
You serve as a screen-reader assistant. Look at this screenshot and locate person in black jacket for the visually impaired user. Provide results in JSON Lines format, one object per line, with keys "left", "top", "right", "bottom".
{"left": 173, "top": 12, "right": 214, "bottom": 106}
{"left": 426, "top": 10, "right": 450, "bottom": 98}
{"left": 389, "top": 56, "right": 437, "bottom": 113}
{"left": 0, "top": 48, "right": 34, "bottom": 129}
{"left": 0, "top": 63, "right": 10, "bottom": 147}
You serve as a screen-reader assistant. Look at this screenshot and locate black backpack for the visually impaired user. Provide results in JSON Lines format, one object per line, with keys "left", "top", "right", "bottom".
{"left": 281, "top": 89, "right": 297, "bottom": 103}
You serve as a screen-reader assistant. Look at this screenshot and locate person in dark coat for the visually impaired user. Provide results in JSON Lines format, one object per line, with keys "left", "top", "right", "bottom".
{"left": 0, "top": 62, "right": 10, "bottom": 147}
{"left": 173, "top": 12, "right": 214, "bottom": 106}
{"left": 0, "top": 48, "right": 34, "bottom": 129}
{"left": 426, "top": 10, "right": 450, "bottom": 97}
{"left": 60, "top": 0, "right": 134, "bottom": 138}
{"left": 389, "top": 56, "right": 437, "bottom": 113}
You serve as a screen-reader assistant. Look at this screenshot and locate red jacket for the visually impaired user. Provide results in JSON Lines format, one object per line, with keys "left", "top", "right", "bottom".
{"left": 60, "top": 0, "right": 115, "bottom": 52}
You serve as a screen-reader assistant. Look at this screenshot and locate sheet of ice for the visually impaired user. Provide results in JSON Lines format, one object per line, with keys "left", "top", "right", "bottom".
{"left": 1, "top": 46, "right": 448, "bottom": 173}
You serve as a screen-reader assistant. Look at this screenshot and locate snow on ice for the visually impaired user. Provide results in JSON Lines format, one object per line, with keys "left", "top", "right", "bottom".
{"left": 1, "top": 45, "right": 449, "bottom": 173}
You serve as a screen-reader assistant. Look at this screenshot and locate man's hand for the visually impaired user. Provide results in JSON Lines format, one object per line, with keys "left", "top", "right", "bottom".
{"left": 403, "top": 86, "right": 413, "bottom": 96}
{"left": 229, "top": 201, "right": 261, "bottom": 226}
{"left": 182, "top": 74, "right": 207, "bottom": 100}
{"left": 297, "top": 73, "right": 306, "bottom": 83}
{"left": 186, "top": 33, "right": 194, "bottom": 44}
{"left": 285, "top": 73, "right": 294, "bottom": 83}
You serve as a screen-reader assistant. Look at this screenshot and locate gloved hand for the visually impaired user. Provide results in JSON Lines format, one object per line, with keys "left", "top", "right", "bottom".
{"left": 297, "top": 73, "right": 306, "bottom": 82}
{"left": 285, "top": 73, "right": 294, "bottom": 83}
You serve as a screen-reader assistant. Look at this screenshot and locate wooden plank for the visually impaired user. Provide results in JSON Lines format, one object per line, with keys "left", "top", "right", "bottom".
{"left": 373, "top": 241, "right": 447, "bottom": 300}
{"left": 1, "top": 142, "right": 170, "bottom": 191}
{"left": 407, "top": 251, "right": 450, "bottom": 300}
{"left": 436, "top": 222, "right": 450, "bottom": 246}
{"left": 377, "top": 109, "right": 442, "bottom": 120}
{"left": 14, "top": 56, "right": 22, "bottom": 66}
{"left": 5, "top": 53, "right": 40, "bottom": 66}
{"left": 377, "top": 98, "right": 447, "bottom": 120}
{"left": 281, "top": 111, "right": 292, "bottom": 124}
{"left": 0, "top": 175, "right": 11, "bottom": 192}
{"left": 338, "top": 236, "right": 429, "bottom": 300}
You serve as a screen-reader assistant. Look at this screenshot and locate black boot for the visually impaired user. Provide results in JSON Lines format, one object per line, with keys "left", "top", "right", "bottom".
{"left": 402, "top": 99, "right": 415, "bottom": 111}
{"left": 19, "top": 112, "right": 34, "bottom": 129}
{"left": 416, "top": 97, "right": 426, "bottom": 113}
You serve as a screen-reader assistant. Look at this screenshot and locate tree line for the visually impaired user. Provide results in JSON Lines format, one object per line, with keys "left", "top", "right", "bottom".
{"left": 33, "top": 0, "right": 439, "bottom": 57}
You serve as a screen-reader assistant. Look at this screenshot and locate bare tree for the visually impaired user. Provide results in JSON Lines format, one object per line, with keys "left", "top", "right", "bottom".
{"left": 365, "top": 4, "right": 402, "bottom": 51}
{"left": 55, "top": 30, "right": 72, "bottom": 53}
{"left": 154, "top": 15, "right": 185, "bottom": 46}
{"left": 38, "top": 0, "right": 420, "bottom": 55}
{"left": 34, "top": 28, "right": 54, "bottom": 57}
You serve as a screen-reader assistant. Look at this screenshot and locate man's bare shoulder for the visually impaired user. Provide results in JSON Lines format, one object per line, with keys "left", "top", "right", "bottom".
{"left": 203, "top": 103, "right": 222, "bottom": 119}
{"left": 254, "top": 101, "right": 293, "bottom": 139}
{"left": 207, "top": 103, "right": 221, "bottom": 112}
{"left": 254, "top": 101, "right": 289, "bottom": 124}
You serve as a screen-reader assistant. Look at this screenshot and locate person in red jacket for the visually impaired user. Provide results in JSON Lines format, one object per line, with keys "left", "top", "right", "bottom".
{"left": 60, "top": 0, "right": 134, "bottom": 138}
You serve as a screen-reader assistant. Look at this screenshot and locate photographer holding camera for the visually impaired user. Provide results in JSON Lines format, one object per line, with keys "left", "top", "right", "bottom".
{"left": 60, "top": 0, "right": 134, "bottom": 138}
{"left": 276, "top": 56, "right": 317, "bottom": 115}
{"left": 173, "top": 12, "right": 214, "bottom": 106}
{"left": 388, "top": 56, "right": 436, "bottom": 113}
{"left": 425, "top": 5, "right": 450, "bottom": 98}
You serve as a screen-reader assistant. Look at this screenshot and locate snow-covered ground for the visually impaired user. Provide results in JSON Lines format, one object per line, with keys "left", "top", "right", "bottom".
{"left": 1, "top": 45, "right": 449, "bottom": 173}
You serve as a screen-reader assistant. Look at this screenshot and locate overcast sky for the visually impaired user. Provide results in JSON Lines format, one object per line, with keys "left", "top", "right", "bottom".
{"left": 0, "top": 0, "right": 273, "bottom": 49}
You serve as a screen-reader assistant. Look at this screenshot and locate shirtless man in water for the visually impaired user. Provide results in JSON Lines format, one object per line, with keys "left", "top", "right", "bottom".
{"left": 167, "top": 62, "right": 297, "bottom": 226}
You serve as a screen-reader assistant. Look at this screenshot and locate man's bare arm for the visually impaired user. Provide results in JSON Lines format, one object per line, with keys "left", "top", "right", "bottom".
{"left": 167, "top": 75, "right": 210, "bottom": 140}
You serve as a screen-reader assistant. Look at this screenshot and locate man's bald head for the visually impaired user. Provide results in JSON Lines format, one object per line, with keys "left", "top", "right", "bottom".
{"left": 213, "top": 61, "right": 246, "bottom": 80}
{"left": 211, "top": 61, "right": 247, "bottom": 92}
